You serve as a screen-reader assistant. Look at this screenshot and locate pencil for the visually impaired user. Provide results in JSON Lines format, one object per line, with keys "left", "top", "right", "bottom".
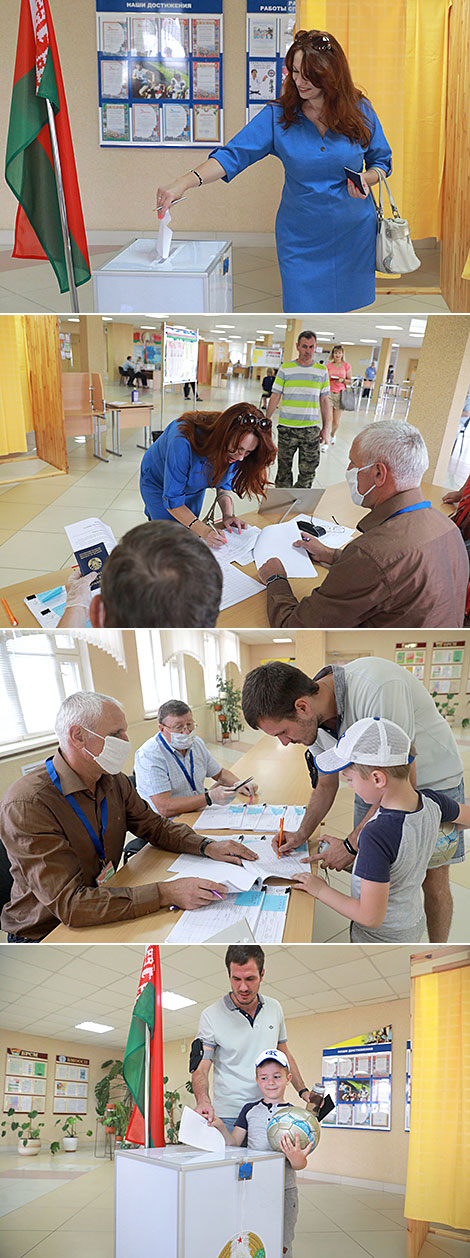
{"left": 278, "top": 817, "right": 284, "bottom": 859}
{"left": 1, "top": 598, "right": 18, "bottom": 627}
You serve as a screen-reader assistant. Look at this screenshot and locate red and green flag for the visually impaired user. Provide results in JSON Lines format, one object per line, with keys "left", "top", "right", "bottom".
{"left": 5, "top": 0, "right": 91, "bottom": 293}
{"left": 123, "top": 945, "right": 165, "bottom": 1148}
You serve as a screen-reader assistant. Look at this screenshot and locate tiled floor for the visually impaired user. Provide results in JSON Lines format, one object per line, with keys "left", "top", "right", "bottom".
{"left": 0, "top": 377, "right": 457, "bottom": 590}
{"left": 0, "top": 240, "right": 450, "bottom": 314}
{"left": 0, "top": 1150, "right": 467, "bottom": 1258}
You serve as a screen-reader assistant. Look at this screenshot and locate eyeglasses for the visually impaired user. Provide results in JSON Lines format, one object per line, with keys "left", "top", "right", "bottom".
{"left": 305, "top": 749, "right": 318, "bottom": 789}
{"left": 162, "top": 721, "right": 197, "bottom": 733}
{"left": 294, "top": 30, "right": 333, "bottom": 51}
{"left": 238, "top": 413, "right": 271, "bottom": 430}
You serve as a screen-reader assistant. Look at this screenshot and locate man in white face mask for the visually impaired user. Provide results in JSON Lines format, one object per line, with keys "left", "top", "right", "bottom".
{"left": 135, "top": 700, "right": 258, "bottom": 819}
{"left": 255, "top": 420, "right": 468, "bottom": 628}
{"left": 1, "top": 691, "right": 260, "bottom": 943}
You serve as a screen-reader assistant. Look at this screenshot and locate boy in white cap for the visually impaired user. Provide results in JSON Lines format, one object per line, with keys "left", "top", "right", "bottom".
{"left": 292, "top": 716, "right": 470, "bottom": 942}
{"left": 211, "top": 1049, "right": 316, "bottom": 1258}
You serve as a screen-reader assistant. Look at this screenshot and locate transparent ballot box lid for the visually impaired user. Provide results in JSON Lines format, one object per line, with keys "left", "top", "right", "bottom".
{"left": 115, "top": 1145, "right": 281, "bottom": 1171}
{"left": 99, "top": 238, "right": 231, "bottom": 275}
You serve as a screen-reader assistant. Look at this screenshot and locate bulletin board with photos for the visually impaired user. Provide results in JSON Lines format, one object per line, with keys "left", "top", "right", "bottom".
{"left": 96, "top": 1, "right": 223, "bottom": 148}
{"left": 54, "top": 1055, "right": 90, "bottom": 1115}
{"left": 395, "top": 643, "right": 427, "bottom": 682}
{"left": 430, "top": 641, "right": 465, "bottom": 696}
{"left": 322, "top": 1026, "right": 392, "bottom": 1131}
{"left": 246, "top": 0, "right": 295, "bottom": 122}
{"left": 4, "top": 1048, "right": 48, "bottom": 1114}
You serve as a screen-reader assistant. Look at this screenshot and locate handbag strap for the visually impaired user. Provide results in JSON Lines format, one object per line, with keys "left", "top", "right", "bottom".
{"left": 370, "top": 167, "right": 402, "bottom": 221}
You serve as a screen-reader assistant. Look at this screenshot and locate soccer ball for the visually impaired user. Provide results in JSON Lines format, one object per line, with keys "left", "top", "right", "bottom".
{"left": 266, "top": 1106, "right": 321, "bottom": 1152}
{"left": 428, "top": 821, "right": 460, "bottom": 868}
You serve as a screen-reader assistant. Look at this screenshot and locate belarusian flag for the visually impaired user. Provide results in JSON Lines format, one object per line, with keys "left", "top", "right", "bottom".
{"left": 5, "top": 0, "right": 90, "bottom": 293}
{"left": 123, "top": 945, "right": 165, "bottom": 1148}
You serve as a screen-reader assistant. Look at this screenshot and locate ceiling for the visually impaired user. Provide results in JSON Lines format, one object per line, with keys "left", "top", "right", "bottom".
{"left": 0, "top": 944, "right": 427, "bottom": 1051}
{"left": 58, "top": 313, "right": 427, "bottom": 351}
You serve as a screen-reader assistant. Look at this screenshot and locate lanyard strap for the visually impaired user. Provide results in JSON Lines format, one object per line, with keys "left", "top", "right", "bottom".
{"left": 387, "top": 500, "right": 431, "bottom": 520}
{"left": 158, "top": 733, "right": 197, "bottom": 792}
{"left": 45, "top": 758, "right": 108, "bottom": 862}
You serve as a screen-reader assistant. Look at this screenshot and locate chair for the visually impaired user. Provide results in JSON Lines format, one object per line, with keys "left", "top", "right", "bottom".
{"left": 451, "top": 415, "right": 470, "bottom": 459}
{"left": 61, "top": 372, "right": 107, "bottom": 460}
{"left": 259, "top": 391, "right": 270, "bottom": 411}
{"left": 118, "top": 366, "right": 127, "bottom": 387}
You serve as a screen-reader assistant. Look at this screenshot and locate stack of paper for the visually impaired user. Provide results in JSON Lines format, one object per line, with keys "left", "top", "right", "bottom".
{"left": 168, "top": 836, "right": 309, "bottom": 886}
{"left": 193, "top": 803, "right": 306, "bottom": 831}
{"left": 218, "top": 565, "right": 265, "bottom": 611}
{"left": 165, "top": 884, "right": 290, "bottom": 944}
{"left": 214, "top": 524, "right": 262, "bottom": 567}
{"left": 252, "top": 514, "right": 355, "bottom": 578}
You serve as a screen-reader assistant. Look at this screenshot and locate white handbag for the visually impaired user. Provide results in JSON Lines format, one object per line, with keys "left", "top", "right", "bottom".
{"left": 371, "top": 168, "right": 421, "bottom": 275}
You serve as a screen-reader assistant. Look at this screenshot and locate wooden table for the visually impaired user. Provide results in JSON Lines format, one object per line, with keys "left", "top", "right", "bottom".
{"left": 47, "top": 738, "right": 318, "bottom": 943}
{"left": 0, "top": 481, "right": 451, "bottom": 628}
{"left": 104, "top": 400, "right": 154, "bottom": 458}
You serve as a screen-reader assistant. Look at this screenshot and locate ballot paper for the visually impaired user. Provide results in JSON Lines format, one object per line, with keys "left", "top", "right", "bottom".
{"left": 252, "top": 515, "right": 355, "bottom": 578}
{"left": 241, "top": 836, "right": 309, "bottom": 877}
{"left": 168, "top": 851, "right": 261, "bottom": 892}
{"left": 165, "top": 884, "right": 289, "bottom": 944}
{"left": 179, "top": 1107, "right": 225, "bottom": 1153}
{"left": 64, "top": 517, "right": 117, "bottom": 568}
{"left": 154, "top": 209, "right": 173, "bottom": 261}
{"left": 219, "top": 564, "right": 265, "bottom": 611}
{"left": 214, "top": 524, "right": 262, "bottom": 568}
{"left": 193, "top": 804, "right": 306, "bottom": 832}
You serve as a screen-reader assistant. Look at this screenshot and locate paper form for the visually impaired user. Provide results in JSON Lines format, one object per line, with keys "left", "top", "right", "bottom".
{"left": 252, "top": 515, "right": 355, "bottom": 578}
{"left": 253, "top": 886, "right": 290, "bottom": 943}
{"left": 64, "top": 517, "right": 117, "bottom": 557}
{"left": 214, "top": 524, "right": 262, "bottom": 567}
{"left": 165, "top": 893, "right": 264, "bottom": 943}
{"left": 193, "top": 804, "right": 306, "bottom": 832}
{"left": 241, "top": 837, "right": 309, "bottom": 877}
{"left": 24, "top": 586, "right": 67, "bottom": 627}
{"left": 219, "top": 565, "right": 265, "bottom": 611}
{"left": 179, "top": 1107, "right": 225, "bottom": 1153}
{"left": 167, "top": 851, "right": 261, "bottom": 891}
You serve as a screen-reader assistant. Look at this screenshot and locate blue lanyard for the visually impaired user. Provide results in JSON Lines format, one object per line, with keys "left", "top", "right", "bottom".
{"left": 158, "top": 733, "right": 197, "bottom": 792}
{"left": 387, "top": 500, "right": 431, "bottom": 520}
{"left": 45, "top": 758, "right": 108, "bottom": 863}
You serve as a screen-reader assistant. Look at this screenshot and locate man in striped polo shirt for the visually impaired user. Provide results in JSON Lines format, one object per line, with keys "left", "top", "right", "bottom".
{"left": 267, "top": 330, "right": 332, "bottom": 487}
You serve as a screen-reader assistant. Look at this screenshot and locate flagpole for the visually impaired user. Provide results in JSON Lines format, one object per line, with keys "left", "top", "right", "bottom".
{"left": 144, "top": 1022, "right": 150, "bottom": 1149}
{"left": 45, "top": 99, "right": 79, "bottom": 313}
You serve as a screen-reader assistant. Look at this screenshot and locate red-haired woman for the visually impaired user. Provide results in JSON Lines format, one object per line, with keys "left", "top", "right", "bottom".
{"left": 139, "top": 404, "right": 276, "bottom": 548}
{"left": 156, "top": 30, "right": 392, "bottom": 312}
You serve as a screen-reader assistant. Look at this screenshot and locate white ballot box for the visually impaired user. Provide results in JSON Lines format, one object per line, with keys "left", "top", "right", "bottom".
{"left": 115, "top": 1145, "right": 284, "bottom": 1258}
{"left": 93, "top": 239, "right": 233, "bottom": 313}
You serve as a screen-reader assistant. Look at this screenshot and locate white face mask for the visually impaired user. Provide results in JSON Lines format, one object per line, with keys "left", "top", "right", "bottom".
{"left": 345, "top": 461, "right": 376, "bottom": 507}
{"left": 163, "top": 729, "right": 196, "bottom": 751}
{"left": 82, "top": 726, "right": 129, "bottom": 775}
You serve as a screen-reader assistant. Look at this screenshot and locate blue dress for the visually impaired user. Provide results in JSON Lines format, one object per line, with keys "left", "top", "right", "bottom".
{"left": 210, "top": 102, "right": 392, "bottom": 312}
{"left": 140, "top": 418, "right": 236, "bottom": 520}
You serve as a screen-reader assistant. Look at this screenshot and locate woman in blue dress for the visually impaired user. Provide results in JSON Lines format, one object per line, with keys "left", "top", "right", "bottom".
{"left": 156, "top": 30, "right": 392, "bottom": 312}
{"left": 140, "top": 402, "right": 276, "bottom": 549}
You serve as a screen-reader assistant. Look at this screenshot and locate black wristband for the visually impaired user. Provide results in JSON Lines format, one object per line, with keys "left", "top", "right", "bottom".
{"left": 298, "top": 1088, "right": 309, "bottom": 1098}
{"left": 188, "top": 517, "right": 199, "bottom": 529}
{"left": 200, "top": 837, "right": 211, "bottom": 854}
{"left": 204, "top": 788, "right": 213, "bottom": 807}
{"left": 265, "top": 573, "right": 289, "bottom": 586}
{"left": 344, "top": 837, "right": 357, "bottom": 856}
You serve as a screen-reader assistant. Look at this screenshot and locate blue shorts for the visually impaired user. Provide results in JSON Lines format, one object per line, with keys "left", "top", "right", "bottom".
{"left": 354, "top": 779, "right": 466, "bottom": 865}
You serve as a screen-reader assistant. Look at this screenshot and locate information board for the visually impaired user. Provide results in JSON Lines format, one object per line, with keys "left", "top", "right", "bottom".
{"left": 163, "top": 324, "right": 199, "bottom": 384}
{"left": 246, "top": 1, "right": 295, "bottom": 122}
{"left": 96, "top": 1, "right": 223, "bottom": 148}
{"left": 4, "top": 1048, "right": 48, "bottom": 1115}
{"left": 322, "top": 1026, "right": 392, "bottom": 1131}
{"left": 54, "top": 1055, "right": 90, "bottom": 1116}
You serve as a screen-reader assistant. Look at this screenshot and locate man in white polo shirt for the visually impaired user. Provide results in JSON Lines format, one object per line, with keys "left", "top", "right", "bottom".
{"left": 241, "top": 658, "right": 466, "bottom": 942}
{"left": 267, "top": 329, "right": 332, "bottom": 487}
{"left": 135, "top": 700, "right": 258, "bottom": 818}
{"left": 192, "top": 945, "right": 322, "bottom": 1130}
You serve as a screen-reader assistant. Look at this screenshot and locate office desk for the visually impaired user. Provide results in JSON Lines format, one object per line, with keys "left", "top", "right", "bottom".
{"left": 47, "top": 739, "right": 317, "bottom": 943}
{"left": 104, "top": 400, "right": 154, "bottom": 458}
{"left": 0, "top": 481, "right": 451, "bottom": 628}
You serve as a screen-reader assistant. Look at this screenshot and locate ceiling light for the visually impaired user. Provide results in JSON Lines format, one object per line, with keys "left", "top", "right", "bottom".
{"left": 101, "top": 317, "right": 113, "bottom": 321}
{"left": 275, "top": 323, "right": 287, "bottom": 328}
{"left": 256, "top": 330, "right": 273, "bottom": 335}
{"left": 161, "top": 991, "right": 196, "bottom": 1011}
{"left": 140, "top": 325, "right": 158, "bottom": 329}
{"left": 273, "top": 638, "right": 293, "bottom": 643}
{"left": 316, "top": 332, "right": 335, "bottom": 338}
{"left": 360, "top": 339, "right": 378, "bottom": 344}
{"left": 375, "top": 325, "right": 404, "bottom": 331}
{"left": 341, "top": 341, "right": 354, "bottom": 345}
{"left": 409, "top": 332, "right": 423, "bottom": 337}
{"left": 215, "top": 324, "right": 235, "bottom": 329}
{"left": 67, "top": 317, "right": 80, "bottom": 322}
{"left": 409, "top": 318, "right": 426, "bottom": 334}
{"left": 75, "top": 1021, "right": 115, "bottom": 1034}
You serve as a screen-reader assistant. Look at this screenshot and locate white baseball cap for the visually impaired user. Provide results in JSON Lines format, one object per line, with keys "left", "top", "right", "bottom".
{"left": 314, "top": 717, "right": 414, "bottom": 774}
{"left": 255, "top": 1049, "right": 289, "bottom": 1070}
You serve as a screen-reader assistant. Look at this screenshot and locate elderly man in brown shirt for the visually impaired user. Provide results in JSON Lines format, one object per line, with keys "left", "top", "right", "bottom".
{"left": 256, "top": 421, "right": 468, "bottom": 627}
{"left": 0, "top": 691, "right": 258, "bottom": 942}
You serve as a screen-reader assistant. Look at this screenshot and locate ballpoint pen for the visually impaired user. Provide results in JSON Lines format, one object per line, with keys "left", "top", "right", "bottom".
{"left": 278, "top": 816, "right": 284, "bottom": 859}
{"left": 207, "top": 519, "right": 227, "bottom": 544}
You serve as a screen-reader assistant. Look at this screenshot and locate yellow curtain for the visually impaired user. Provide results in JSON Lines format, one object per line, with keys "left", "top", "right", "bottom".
{"left": 296, "top": 0, "right": 451, "bottom": 239}
{"left": 405, "top": 966, "right": 470, "bottom": 1229}
{"left": 0, "top": 316, "right": 32, "bottom": 458}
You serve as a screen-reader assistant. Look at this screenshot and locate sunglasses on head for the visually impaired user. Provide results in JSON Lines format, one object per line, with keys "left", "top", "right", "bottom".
{"left": 294, "top": 30, "right": 333, "bottom": 52}
{"left": 238, "top": 413, "right": 271, "bottom": 430}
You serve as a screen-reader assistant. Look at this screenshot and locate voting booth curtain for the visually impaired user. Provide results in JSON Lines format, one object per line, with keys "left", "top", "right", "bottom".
{"left": 0, "top": 315, "right": 32, "bottom": 458}
{"left": 404, "top": 965, "right": 470, "bottom": 1229}
{"left": 297, "top": 0, "right": 451, "bottom": 239}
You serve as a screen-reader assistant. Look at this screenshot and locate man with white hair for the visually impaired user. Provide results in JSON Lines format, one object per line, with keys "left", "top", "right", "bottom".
{"left": 0, "top": 692, "right": 258, "bottom": 942}
{"left": 255, "top": 421, "right": 468, "bottom": 627}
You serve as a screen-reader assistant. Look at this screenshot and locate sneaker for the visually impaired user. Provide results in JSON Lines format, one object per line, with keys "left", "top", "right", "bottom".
{"left": 320, "top": 442, "right": 329, "bottom": 453}
{"left": 330, "top": 435, "right": 336, "bottom": 445}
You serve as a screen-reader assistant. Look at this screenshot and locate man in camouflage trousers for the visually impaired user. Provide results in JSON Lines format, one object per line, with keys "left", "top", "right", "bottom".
{"left": 267, "top": 331, "right": 332, "bottom": 488}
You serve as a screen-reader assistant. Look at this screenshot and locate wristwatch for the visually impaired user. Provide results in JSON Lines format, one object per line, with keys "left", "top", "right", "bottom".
{"left": 200, "top": 838, "right": 212, "bottom": 855}
{"left": 265, "top": 573, "right": 289, "bottom": 585}
{"left": 204, "top": 788, "right": 213, "bottom": 806}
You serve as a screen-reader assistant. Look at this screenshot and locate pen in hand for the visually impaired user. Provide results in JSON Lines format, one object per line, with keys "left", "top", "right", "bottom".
{"left": 278, "top": 817, "right": 284, "bottom": 859}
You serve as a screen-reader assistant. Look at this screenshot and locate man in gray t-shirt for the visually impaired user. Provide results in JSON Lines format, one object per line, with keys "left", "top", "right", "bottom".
{"left": 192, "top": 945, "right": 322, "bottom": 1129}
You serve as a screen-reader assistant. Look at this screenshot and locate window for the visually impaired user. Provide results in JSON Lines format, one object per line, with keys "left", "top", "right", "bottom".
{"left": 137, "top": 630, "right": 187, "bottom": 716}
{"left": 0, "top": 632, "right": 90, "bottom": 754}
{"left": 203, "top": 632, "right": 221, "bottom": 698}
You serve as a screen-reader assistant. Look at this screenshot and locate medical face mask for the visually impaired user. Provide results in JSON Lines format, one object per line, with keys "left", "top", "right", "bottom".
{"left": 163, "top": 729, "right": 196, "bottom": 751}
{"left": 82, "top": 726, "right": 129, "bottom": 774}
{"left": 345, "top": 461, "right": 376, "bottom": 507}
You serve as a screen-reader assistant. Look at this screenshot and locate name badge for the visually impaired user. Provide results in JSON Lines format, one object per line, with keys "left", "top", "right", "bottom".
{"left": 96, "top": 861, "right": 115, "bottom": 886}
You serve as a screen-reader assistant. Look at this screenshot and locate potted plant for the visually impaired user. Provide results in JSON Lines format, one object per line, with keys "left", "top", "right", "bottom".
{"left": 431, "top": 691, "right": 457, "bottom": 724}
{"left": 209, "top": 675, "right": 244, "bottom": 740}
{"left": 94, "top": 1058, "right": 125, "bottom": 1124}
{"left": 1, "top": 1109, "right": 45, "bottom": 1156}
{"left": 113, "top": 1100, "right": 132, "bottom": 1149}
{"left": 50, "top": 1113, "right": 93, "bottom": 1155}
{"left": 104, "top": 1103, "right": 116, "bottom": 1134}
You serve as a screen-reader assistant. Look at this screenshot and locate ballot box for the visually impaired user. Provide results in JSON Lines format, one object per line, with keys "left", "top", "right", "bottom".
{"left": 115, "top": 1145, "right": 284, "bottom": 1258}
{"left": 93, "top": 239, "right": 233, "bottom": 313}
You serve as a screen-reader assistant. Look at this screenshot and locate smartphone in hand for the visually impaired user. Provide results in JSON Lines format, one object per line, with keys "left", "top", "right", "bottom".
{"left": 344, "top": 166, "right": 367, "bottom": 196}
